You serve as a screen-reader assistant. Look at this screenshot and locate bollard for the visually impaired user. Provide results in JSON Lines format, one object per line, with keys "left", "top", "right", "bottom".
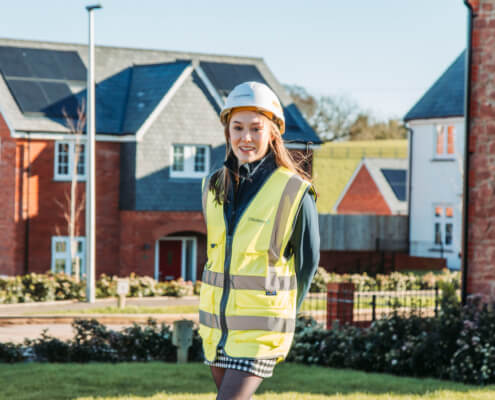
{"left": 116, "top": 278, "right": 129, "bottom": 309}
{"left": 172, "top": 319, "right": 194, "bottom": 363}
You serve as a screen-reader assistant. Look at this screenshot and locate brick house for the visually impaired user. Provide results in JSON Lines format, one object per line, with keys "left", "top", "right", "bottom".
{"left": 0, "top": 38, "right": 320, "bottom": 281}
{"left": 332, "top": 158, "right": 407, "bottom": 215}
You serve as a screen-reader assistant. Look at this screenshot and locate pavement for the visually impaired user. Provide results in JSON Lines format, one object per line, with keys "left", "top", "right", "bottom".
{"left": 0, "top": 296, "right": 200, "bottom": 344}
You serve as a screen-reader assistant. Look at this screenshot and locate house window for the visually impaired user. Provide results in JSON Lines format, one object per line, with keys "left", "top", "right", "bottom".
{"left": 170, "top": 144, "right": 210, "bottom": 178}
{"left": 54, "top": 141, "right": 86, "bottom": 181}
{"left": 435, "top": 125, "right": 455, "bottom": 158}
{"left": 433, "top": 205, "right": 454, "bottom": 247}
{"left": 51, "top": 236, "right": 86, "bottom": 279}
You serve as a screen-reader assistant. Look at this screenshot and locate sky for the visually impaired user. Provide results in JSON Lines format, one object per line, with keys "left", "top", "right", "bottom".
{"left": 0, "top": 0, "right": 467, "bottom": 120}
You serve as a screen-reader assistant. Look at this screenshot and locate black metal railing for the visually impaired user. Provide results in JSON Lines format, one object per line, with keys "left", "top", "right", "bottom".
{"left": 299, "top": 286, "right": 443, "bottom": 327}
{"left": 353, "top": 286, "right": 440, "bottom": 323}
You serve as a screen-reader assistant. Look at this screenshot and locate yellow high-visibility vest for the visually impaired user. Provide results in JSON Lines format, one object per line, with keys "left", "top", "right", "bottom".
{"left": 199, "top": 167, "right": 311, "bottom": 362}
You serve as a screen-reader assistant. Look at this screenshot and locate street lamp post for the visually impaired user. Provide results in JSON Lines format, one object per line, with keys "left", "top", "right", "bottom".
{"left": 86, "top": 3, "right": 102, "bottom": 303}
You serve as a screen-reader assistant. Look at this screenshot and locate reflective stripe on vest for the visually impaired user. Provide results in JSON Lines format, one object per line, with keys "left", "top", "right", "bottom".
{"left": 200, "top": 310, "right": 296, "bottom": 333}
{"left": 202, "top": 268, "right": 297, "bottom": 291}
{"left": 199, "top": 167, "right": 311, "bottom": 362}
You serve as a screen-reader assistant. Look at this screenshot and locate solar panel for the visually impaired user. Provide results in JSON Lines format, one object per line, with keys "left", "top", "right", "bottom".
{"left": 0, "top": 46, "right": 86, "bottom": 118}
{"left": 5, "top": 79, "right": 47, "bottom": 113}
{"left": 54, "top": 51, "right": 86, "bottom": 81}
{"left": 24, "top": 48, "right": 65, "bottom": 79}
{"left": 40, "top": 81, "right": 72, "bottom": 103}
{"left": 39, "top": 81, "right": 78, "bottom": 117}
{"left": 0, "top": 47, "right": 31, "bottom": 77}
{"left": 381, "top": 169, "right": 407, "bottom": 201}
{"left": 199, "top": 61, "right": 267, "bottom": 93}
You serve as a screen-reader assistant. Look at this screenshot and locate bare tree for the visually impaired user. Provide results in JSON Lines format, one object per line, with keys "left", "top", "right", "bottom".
{"left": 54, "top": 106, "right": 86, "bottom": 281}
{"left": 285, "top": 84, "right": 358, "bottom": 142}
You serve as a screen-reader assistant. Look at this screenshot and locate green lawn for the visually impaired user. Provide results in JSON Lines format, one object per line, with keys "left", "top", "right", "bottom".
{"left": 27, "top": 296, "right": 436, "bottom": 315}
{"left": 26, "top": 305, "right": 199, "bottom": 315}
{"left": 0, "top": 362, "right": 493, "bottom": 400}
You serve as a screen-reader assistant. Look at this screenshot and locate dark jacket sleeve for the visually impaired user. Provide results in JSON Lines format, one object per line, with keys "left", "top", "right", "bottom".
{"left": 287, "top": 191, "right": 320, "bottom": 312}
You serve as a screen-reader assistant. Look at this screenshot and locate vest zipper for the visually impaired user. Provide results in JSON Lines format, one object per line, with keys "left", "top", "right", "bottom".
{"left": 218, "top": 233, "right": 232, "bottom": 349}
{"left": 218, "top": 197, "right": 236, "bottom": 349}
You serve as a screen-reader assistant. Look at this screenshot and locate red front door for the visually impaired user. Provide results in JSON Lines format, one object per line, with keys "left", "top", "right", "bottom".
{"left": 159, "top": 240, "right": 182, "bottom": 281}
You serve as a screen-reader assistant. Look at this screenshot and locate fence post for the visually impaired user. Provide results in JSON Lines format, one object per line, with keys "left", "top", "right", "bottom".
{"left": 371, "top": 294, "right": 377, "bottom": 321}
{"left": 327, "top": 282, "right": 355, "bottom": 330}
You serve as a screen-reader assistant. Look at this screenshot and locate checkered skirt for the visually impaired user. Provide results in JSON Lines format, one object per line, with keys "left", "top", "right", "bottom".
{"left": 204, "top": 347, "right": 277, "bottom": 378}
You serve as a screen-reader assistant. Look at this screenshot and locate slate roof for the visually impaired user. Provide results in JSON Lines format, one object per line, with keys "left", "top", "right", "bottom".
{"left": 89, "top": 61, "right": 191, "bottom": 134}
{"left": 404, "top": 50, "right": 466, "bottom": 121}
{"left": 0, "top": 38, "right": 320, "bottom": 144}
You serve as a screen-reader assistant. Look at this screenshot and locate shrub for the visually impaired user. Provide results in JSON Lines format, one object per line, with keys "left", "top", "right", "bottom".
{"left": 0, "top": 272, "right": 197, "bottom": 303}
{"left": 11, "top": 318, "right": 203, "bottom": 364}
{"left": 26, "top": 330, "right": 71, "bottom": 362}
{"left": 288, "top": 293, "right": 495, "bottom": 385}
{"left": 309, "top": 268, "right": 460, "bottom": 293}
{"left": 0, "top": 342, "right": 26, "bottom": 363}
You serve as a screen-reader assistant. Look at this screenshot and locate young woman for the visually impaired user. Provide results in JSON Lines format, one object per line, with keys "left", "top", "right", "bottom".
{"left": 199, "top": 81, "right": 320, "bottom": 400}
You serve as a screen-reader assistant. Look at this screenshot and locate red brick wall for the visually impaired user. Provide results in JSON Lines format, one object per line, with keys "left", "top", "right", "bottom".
{"left": 465, "top": 0, "right": 495, "bottom": 301}
{"left": 0, "top": 113, "right": 23, "bottom": 275}
{"left": 337, "top": 166, "right": 391, "bottom": 214}
{"left": 320, "top": 250, "right": 446, "bottom": 275}
{"left": 120, "top": 211, "right": 206, "bottom": 279}
{"left": 0, "top": 124, "right": 121, "bottom": 277}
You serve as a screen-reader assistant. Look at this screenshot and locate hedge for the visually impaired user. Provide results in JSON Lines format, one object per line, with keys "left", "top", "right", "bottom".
{"left": 0, "top": 272, "right": 198, "bottom": 304}
{"left": 310, "top": 267, "right": 460, "bottom": 293}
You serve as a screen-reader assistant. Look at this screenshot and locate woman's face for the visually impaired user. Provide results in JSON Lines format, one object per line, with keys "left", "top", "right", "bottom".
{"left": 228, "top": 110, "right": 272, "bottom": 165}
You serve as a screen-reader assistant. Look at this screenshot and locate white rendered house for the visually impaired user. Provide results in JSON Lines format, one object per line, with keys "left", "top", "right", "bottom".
{"left": 404, "top": 51, "right": 465, "bottom": 270}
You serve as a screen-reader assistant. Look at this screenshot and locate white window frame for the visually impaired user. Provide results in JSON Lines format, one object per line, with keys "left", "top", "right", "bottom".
{"left": 54, "top": 140, "right": 87, "bottom": 181}
{"left": 434, "top": 124, "right": 456, "bottom": 160}
{"left": 433, "top": 205, "right": 454, "bottom": 249}
{"left": 169, "top": 144, "right": 210, "bottom": 179}
{"left": 51, "top": 236, "right": 86, "bottom": 278}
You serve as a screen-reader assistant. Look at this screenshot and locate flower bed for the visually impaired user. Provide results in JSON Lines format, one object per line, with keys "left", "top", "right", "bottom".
{"left": 0, "top": 272, "right": 198, "bottom": 304}
{"left": 310, "top": 267, "right": 460, "bottom": 293}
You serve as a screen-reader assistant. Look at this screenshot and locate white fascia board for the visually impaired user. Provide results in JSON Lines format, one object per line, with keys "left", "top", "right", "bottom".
{"left": 332, "top": 158, "right": 366, "bottom": 213}
{"left": 136, "top": 64, "right": 194, "bottom": 142}
{"left": 195, "top": 65, "right": 225, "bottom": 110}
{"left": 284, "top": 143, "right": 321, "bottom": 150}
{"left": 406, "top": 117, "right": 464, "bottom": 127}
{"left": 12, "top": 131, "right": 136, "bottom": 142}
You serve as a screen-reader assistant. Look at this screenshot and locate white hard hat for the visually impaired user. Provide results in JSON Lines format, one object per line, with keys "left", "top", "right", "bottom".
{"left": 220, "top": 81, "right": 286, "bottom": 134}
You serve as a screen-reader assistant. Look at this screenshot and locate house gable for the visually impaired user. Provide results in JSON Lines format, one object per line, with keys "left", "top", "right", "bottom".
{"left": 126, "top": 71, "right": 225, "bottom": 212}
{"left": 334, "top": 157, "right": 408, "bottom": 215}
{"left": 404, "top": 51, "right": 465, "bottom": 121}
{"left": 336, "top": 165, "right": 391, "bottom": 215}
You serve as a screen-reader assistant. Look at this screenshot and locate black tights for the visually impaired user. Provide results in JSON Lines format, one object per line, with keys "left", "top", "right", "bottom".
{"left": 210, "top": 366, "right": 263, "bottom": 400}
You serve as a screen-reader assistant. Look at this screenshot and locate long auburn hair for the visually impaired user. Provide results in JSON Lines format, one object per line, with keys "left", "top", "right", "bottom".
{"left": 209, "top": 113, "right": 313, "bottom": 204}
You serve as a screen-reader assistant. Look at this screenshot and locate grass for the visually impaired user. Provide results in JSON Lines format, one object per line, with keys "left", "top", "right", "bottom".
{"left": 25, "top": 305, "right": 199, "bottom": 315}
{"left": 313, "top": 139, "right": 408, "bottom": 213}
{"left": 0, "top": 362, "right": 494, "bottom": 400}
{"left": 28, "top": 296, "right": 436, "bottom": 315}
